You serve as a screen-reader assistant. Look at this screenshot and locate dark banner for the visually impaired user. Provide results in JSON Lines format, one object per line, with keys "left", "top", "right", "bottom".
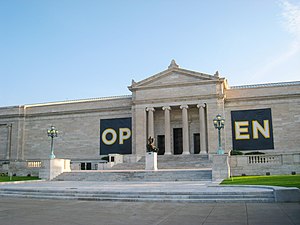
{"left": 100, "top": 117, "right": 132, "bottom": 155}
{"left": 231, "top": 108, "right": 274, "bottom": 151}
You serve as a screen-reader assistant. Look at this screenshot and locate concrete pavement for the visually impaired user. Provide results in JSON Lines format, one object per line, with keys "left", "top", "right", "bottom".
{"left": 0, "top": 180, "right": 299, "bottom": 202}
{"left": 0, "top": 197, "right": 299, "bottom": 225}
{"left": 0, "top": 181, "right": 299, "bottom": 224}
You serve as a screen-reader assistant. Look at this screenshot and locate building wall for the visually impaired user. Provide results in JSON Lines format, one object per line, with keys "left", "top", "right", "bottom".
{"left": 0, "top": 71, "right": 299, "bottom": 162}
{"left": 0, "top": 97, "right": 132, "bottom": 161}
{"left": 0, "top": 106, "right": 26, "bottom": 160}
{"left": 224, "top": 83, "right": 300, "bottom": 153}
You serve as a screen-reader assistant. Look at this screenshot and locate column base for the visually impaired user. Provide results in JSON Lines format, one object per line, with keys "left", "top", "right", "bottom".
{"left": 145, "top": 152, "right": 158, "bottom": 170}
{"left": 39, "top": 158, "right": 71, "bottom": 180}
{"left": 217, "top": 149, "right": 224, "bottom": 155}
{"left": 164, "top": 152, "right": 172, "bottom": 155}
{"left": 200, "top": 151, "right": 208, "bottom": 155}
{"left": 182, "top": 151, "right": 190, "bottom": 155}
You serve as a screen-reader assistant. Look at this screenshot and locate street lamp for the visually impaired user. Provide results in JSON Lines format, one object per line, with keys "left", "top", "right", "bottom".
{"left": 47, "top": 125, "right": 58, "bottom": 159}
{"left": 213, "top": 114, "right": 225, "bottom": 154}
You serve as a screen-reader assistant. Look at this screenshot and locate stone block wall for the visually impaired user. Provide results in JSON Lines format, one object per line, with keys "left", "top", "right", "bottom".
{"left": 230, "top": 153, "right": 300, "bottom": 176}
{"left": 0, "top": 97, "right": 132, "bottom": 162}
{"left": 224, "top": 83, "right": 300, "bottom": 154}
{"left": 0, "top": 160, "right": 41, "bottom": 176}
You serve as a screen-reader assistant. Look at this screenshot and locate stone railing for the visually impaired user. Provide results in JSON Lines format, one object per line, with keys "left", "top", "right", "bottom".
{"left": 230, "top": 153, "right": 300, "bottom": 176}
{"left": 0, "top": 160, "right": 42, "bottom": 176}
{"left": 27, "top": 161, "right": 42, "bottom": 168}
{"left": 247, "top": 155, "right": 282, "bottom": 164}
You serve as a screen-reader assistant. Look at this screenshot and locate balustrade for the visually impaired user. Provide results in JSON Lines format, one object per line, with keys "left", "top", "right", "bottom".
{"left": 27, "top": 161, "right": 42, "bottom": 168}
{"left": 247, "top": 155, "right": 282, "bottom": 164}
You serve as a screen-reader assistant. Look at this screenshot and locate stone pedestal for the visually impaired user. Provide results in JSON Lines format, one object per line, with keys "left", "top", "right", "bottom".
{"left": 212, "top": 154, "right": 230, "bottom": 181}
{"left": 39, "top": 158, "right": 71, "bottom": 180}
{"left": 145, "top": 152, "right": 158, "bottom": 170}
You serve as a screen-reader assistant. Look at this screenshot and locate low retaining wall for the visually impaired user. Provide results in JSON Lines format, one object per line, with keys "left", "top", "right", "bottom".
{"left": 230, "top": 153, "right": 300, "bottom": 176}
{"left": 0, "top": 160, "right": 41, "bottom": 176}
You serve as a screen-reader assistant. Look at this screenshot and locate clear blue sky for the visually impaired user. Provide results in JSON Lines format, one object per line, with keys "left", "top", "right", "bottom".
{"left": 0, "top": 0, "right": 299, "bottom": 107}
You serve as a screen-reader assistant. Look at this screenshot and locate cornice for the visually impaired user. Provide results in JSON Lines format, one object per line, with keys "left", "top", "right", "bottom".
{"left": 0, "top": 106, "right": 132, "bottom": 119}
{"left": 132, "top": 94, "right": 225, "bottom": 105}
{"left": 129, "top": 79, "right": 224, "bottom": 91}
{"left": 230, "top": 81, "right": 300, "bottom": 89}
{"left": 225, "top": 93, "right": 300, "bottom": 103}
{"left": 24, "top": 95, "right": 132, "bottom": 108}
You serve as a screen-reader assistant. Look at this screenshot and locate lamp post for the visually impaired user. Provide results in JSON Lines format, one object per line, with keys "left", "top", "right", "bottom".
{"left": 213, "top": 114, "right": 225, "bottom": 154}
{"left": 47, "top": 126, "right": 58, "bottom": 159}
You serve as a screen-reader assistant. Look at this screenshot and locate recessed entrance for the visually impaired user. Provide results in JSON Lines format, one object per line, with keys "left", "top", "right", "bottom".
{"left": 194, "top": 133, "right": 200, "bottom": 154}
{"left": 157, "top": 135, "right": 165, "bottom": 155}
{"left": 173, "top": 128, "right": 183, "bottom": 155}
{"left": 80, "top": 162, "right": 92, "bottom": 170}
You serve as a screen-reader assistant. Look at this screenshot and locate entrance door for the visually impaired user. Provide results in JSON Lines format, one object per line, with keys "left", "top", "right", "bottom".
{"left": 86, "top": 162, "right": 92, "bottom": 170}
{"left": 194, "top": 133, "right": 200, "bottom": 154}
{"left": 157, "top": 135, "right": 165, "bottom": 155}
{"left": 81, "top": 162, "right": 92, "bottom": 170}
{"left": 173, "top": 128, "right": 183, "bottom": 155}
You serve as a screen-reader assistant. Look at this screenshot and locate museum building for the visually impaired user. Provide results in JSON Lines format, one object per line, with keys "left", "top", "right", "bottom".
{"left": 0, "top": 60, "right": 299, "bottom": 174}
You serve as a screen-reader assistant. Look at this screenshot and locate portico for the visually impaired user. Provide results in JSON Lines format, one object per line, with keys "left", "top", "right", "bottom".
{"left": 145, "top": 103, "right": 208, "bottom": 155}
{"left": 129, "top": 60, "right": 225, "bottom": 156}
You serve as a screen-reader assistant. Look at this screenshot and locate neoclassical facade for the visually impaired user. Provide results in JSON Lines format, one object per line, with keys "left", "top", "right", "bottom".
{"left": 0, "top": 60, "right": 299, "bottom": 166}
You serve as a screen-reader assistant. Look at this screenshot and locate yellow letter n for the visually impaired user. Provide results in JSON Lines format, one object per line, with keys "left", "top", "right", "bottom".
{"left": 252, "top": 120, "right": 270, "bottom": 139}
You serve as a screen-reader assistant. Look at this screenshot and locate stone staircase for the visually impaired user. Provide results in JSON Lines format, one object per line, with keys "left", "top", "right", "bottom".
{"left": 111, "top": 155, "right": 212, "bottom": 170}
{"left": 53, "top": 155, "right": 213, "bottom": 182}
{"left": 54, "top": 169, "right": 212, "bottom": 182}
{"left": 0, "top": 187, "right": 275, "bottom": 203}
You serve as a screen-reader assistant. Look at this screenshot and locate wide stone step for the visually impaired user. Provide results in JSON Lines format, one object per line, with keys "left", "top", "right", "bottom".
{"left": 111, "top": 163, "right": 212, "bottom": 170}
{"left": 111, "top": 155, "right": 212, "bottom": 170}
{"left": 0, "top": 189, "right": 275, "bottom": 203}
{"left": 54, "top": 169, "right": 212, "bottom": 182}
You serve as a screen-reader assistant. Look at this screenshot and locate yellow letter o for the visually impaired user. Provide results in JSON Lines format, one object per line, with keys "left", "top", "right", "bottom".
{"left": 102, "top": 128, "right": 117, "bottom": 145}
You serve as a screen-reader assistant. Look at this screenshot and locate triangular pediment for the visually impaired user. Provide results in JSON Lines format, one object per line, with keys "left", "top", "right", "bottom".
{"left": 129, "top": 65, "right": 219, "bottom": 90}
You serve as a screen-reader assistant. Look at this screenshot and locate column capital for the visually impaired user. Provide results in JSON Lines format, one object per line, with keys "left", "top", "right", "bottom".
{"left": 146, "top": 107, "right": 155, "bottom": 112}
{"left": 180, "top": 104, "right": 189, "bottom": 109}
{"left": 197, "top": 103, "right": 206, "bottom": 108}
{"left": 162, "top": 106, "right": 171, "bottom": 111}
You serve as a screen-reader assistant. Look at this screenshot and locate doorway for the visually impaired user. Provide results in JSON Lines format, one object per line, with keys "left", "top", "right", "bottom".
{"left": 157, "top": 135, "right": 165, "bottom": 155}
{"left": 80, "top": 162, "right": 92, "bottom": 170}
{"left": 173, "top": 128, "right": 183, "bottom": 155}
{"left": 194, "top": 133, "right": 200, "bottom": 154}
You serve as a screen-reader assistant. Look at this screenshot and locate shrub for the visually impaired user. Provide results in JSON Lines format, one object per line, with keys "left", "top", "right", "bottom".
{"left": 230, "top": 150, "right": 244, "bottom": 155}
{"left": 101, "top": 156, "right": 109, "bottom": 161}
{"left": 244, "top": 151, "right": 265, "bottom": 155}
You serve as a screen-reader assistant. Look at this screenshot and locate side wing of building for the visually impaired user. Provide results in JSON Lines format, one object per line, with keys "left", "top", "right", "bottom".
{"left": 0, "top": 96, "right": 132, "bottom": 161}
{"left": 224, "top": 82, "right": 300, "bottom": 153}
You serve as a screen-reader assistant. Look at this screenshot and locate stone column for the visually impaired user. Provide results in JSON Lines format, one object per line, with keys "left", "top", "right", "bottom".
{"left": 146, "top": 107, "right": 155, "bottom": 139}
{"left": 6, "top": 124, "right": 12, "bottom": 160}
{"left": 180, "top": 104, "right": 190, "bottom": 154}
{"left": 162, "top": 106, "right": 172, "bottom": 155}
{"left": 197, "top": 103, "right": 207, "bottom": 155}
{"left": 132, "top": 106, "right": 147, "bottom": 156}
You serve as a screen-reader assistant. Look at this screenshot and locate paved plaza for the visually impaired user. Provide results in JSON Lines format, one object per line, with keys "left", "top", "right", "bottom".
{"left": 0, "top": 181, "right": 299, "bottom": 224}
{"left": 0, "top": 180, "right": 281, "bottom": 193}
{"left": 0, "top": 197, "right": 299, "bottom": 225}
